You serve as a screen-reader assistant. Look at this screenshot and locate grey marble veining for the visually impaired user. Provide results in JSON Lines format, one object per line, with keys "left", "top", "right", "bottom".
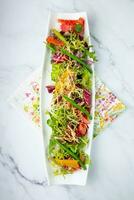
{"left": 0, "top": 0, "right": 134, "bottom": 199}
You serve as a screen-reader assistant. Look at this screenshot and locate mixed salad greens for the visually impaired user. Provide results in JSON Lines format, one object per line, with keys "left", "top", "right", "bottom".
{"left": 45, "top": 17, "right": 97, "bottom": 175}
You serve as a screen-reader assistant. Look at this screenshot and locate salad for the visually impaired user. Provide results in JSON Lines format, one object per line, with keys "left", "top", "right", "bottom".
{"left": 45, "top": 17, "right": 97, "bottom": 175}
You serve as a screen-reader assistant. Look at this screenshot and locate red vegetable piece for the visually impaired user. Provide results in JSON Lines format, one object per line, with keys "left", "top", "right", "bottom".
{"left": 46, "top": 85, "right": 55, "bottom": 93}
{"left": 60, "top": 23, "right": 72, "bottom": 32}
{"left": 58, "top": 18, "right": 85, "bottom": 33}
{"left": 52, "top": 53, "right": 68, "bottom": 63}
{"left": 81, "top": 115, "right": 89, "bottom": 124}
{"left": 83, "top": 89, "right": 91, "bottom": 106}
{"left": 58, "top": 19, "right": 79, "bottom": 25}
{"left": 76, "top": 122, "right": 88, "bottom": 137}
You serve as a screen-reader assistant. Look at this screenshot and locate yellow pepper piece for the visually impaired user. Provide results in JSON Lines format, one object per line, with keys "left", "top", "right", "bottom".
{"left": 55, "top": 159, "right": 80, "bottom": 169}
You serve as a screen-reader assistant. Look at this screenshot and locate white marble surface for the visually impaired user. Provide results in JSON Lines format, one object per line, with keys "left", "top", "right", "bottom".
{"left": 0, "top": 0, "right": 134, "bottom": 199}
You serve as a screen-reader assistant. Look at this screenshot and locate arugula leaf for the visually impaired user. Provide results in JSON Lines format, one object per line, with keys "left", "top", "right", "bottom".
{"left": 49, "top": 139, "right": 57, "bottom": 154}
{"left": 75, "top": 23, "right": 83, "bottom": 33}
{"left": 86, "top": 50, "right": 98, "bottom": 62}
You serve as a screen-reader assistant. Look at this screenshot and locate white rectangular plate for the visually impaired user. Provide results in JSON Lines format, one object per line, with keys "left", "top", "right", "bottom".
{"left": 40, "top": 11, "right": 95, "bottom": 185}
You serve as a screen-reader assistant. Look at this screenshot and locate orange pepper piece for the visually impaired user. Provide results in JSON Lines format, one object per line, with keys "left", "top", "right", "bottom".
{"left": 55, "top": 159, "right": 80, "bottom": 169}
{"left": 46, "top": 36, "right": 64, "bottom": 46}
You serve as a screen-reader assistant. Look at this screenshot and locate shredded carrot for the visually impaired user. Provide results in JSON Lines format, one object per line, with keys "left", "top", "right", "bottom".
{"left": 46, "top": 36, "right": 64, "bottom": 46}
{"left": 55, "top": 159, "right": 80, "bottom": 169}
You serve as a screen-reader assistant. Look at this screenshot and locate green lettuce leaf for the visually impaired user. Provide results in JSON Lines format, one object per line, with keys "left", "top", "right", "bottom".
{"left": 81, "top": 68, "right": 92, "bottom": 89}
{"left": 51, "top": 63, "right": 64, "bottom": 82}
